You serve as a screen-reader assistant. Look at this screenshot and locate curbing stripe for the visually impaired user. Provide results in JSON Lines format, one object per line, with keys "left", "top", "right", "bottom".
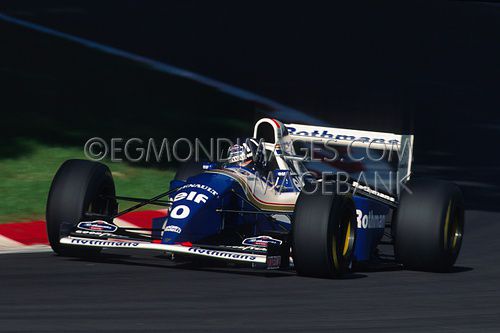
{"left": 0, "top": 221, "right": 48, "bottom": 245}
{"left": 0, "top": 210, "right": 166, "bottom": 254}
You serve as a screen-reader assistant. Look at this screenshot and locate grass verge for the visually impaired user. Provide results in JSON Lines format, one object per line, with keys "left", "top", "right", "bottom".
{"left": 0, "top": 139, "right": 174, "bottom": 223}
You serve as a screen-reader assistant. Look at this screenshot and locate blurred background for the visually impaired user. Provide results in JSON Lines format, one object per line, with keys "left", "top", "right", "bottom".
{"left": 1, "top": 1, "right": 500, "bottom": 223}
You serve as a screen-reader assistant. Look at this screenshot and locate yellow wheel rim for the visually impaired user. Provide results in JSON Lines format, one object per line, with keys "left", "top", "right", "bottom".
{"left": 443, "top": 200, "right": 462, "bottom": 251}
{"left": 343, "top": 222, "right": 351, "bottom": 256}
{"left": 443, "top": 200, "right": 452, "bottom": 248}
{"left": 332, "top": 216, "right": 354, "bottom": 272}
{"left": 331, "top": 237, "right": 339, "bottom": 270}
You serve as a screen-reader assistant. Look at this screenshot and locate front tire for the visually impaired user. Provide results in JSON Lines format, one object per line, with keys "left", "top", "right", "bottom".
{"left": 46, "top": 159, "right": 117, "bottom": 256}
{"left": 293, "top": 191, "right": 356, "bottom": 278}
{"left": 394, "top": 179, "right": 465, "bottom": 272}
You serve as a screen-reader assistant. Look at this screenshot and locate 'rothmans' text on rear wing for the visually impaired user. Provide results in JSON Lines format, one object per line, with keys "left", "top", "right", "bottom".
{"left": 284, "top": 123, "right": 414, "bottom": 186}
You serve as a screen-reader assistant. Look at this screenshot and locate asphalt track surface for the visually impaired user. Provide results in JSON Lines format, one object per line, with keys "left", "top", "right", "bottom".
{"left": 0, "top": 210, "right": 499, "bottom": 332}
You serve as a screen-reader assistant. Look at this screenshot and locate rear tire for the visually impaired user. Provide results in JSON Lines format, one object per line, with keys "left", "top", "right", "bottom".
{"left": 46, "top": 159, "right": 117, "bottom": 256}
{"left": 394, "top": 179, "right": 464, "bottom": 272}
{"left": 293, "top": 191, "right": 356, "bottom": 278}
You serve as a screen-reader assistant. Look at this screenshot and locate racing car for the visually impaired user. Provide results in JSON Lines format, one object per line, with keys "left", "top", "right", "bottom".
{"left": 46, "top": 118, "right": 465, "bottom": 278}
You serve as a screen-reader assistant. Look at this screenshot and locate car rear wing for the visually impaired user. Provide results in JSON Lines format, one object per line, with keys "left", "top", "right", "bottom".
{"left": 284, "top": 123, "right": 414, "bottom": 183}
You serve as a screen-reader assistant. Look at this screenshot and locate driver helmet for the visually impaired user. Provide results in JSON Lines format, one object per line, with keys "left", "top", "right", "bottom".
{"left": 227, "top": 143, "right": 253, "bottom": 167}
{"left": 227, "top": 139, "right": 265, "bottom": 169}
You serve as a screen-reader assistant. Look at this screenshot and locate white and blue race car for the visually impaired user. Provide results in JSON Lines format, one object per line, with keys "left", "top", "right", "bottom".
{"left": 46, "top": 118, "right": 465, "bottom": 278}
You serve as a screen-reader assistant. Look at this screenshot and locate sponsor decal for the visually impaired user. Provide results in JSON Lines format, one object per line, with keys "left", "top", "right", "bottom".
{"left": 266, "top": 256, "right": 281, "bottom": 269}
{"left": 224, "top": 245, "right": 268, "bottom": 252}
{"left": 74, "top": 230, "right": 116, "bottom": 238}
{"left": 188, "top": 247, "right": 257, "bottom": 261}
{"left": 164, "top": 225, "right": 182, "bottom": 234}
{"left": 352, "top": 181, "right": 395, "bottom": 202}
{"left": 275, "top": 170, "right": 288, "bottom": 177}
{"left": 169, "top": 205, "right": 190, "bottom": 219}
{"left": 70, "top": 238, "right": 139, "bottom": 247}
{"left": 356, "top": 209, "right": 386, "bottom": 229}
{"left": 242, "top": 236, "right": 283, "bottom": 247}
{"left": 179, "top": 183, "right": 218, "bottom": 196}
{"left": 169, "top": 190, "right": 210, "bottom": 220}
{"left": 77, "top": 220, "right": 117, "bottom": 232}
{"left": 286, "top": 126, "right": 400, "bottom": 145}
{"left": 173, "top": 191, "right": 209, "bottom": 204}
{"left": 202, "top": 163, "right": 217, "bottom": 170}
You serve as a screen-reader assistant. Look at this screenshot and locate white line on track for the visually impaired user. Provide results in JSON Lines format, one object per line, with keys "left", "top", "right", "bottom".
{"left": 0, "top": 235, "right": 24, "bottom": 249}
{"left": 0, "top": 12, "right": 324, "bottom": 125}
{"left": 0, "top": 245, "right": 51, "bottom": 255}
{"left": 0, "top": 235, "right": 51, "bottom": 255}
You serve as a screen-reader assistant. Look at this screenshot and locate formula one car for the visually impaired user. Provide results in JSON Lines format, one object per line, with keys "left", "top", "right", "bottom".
{"left": 46, "top": 118, "right": 465, "bottom": 278}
